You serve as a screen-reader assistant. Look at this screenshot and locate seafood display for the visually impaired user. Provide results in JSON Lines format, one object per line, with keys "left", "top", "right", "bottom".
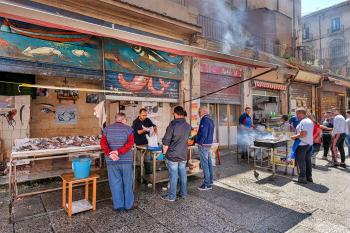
{"left": 13, "top": 135, "right": 101, "bottom": 152}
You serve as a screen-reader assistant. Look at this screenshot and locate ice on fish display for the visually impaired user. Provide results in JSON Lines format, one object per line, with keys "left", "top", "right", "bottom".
{"left": 13, "top": 135, "right": 101, "bottom": 152}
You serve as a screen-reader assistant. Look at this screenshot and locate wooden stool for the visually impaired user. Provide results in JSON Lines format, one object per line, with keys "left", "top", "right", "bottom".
{"left": 60, "top": 172, "right": 99, "bottom": 217}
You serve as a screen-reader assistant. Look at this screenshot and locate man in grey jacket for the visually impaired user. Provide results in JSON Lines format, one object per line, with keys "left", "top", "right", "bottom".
{"left": 161, "top": 106, "right": 192, "bottom": 201}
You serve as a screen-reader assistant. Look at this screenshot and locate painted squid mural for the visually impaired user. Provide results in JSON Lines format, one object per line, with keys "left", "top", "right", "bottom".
{"left": 106, "top": 73, "right": 179, "bottom": 99}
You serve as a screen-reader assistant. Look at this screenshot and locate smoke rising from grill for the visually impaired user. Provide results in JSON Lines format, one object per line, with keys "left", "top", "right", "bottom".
{"left": 198, "top": 0, "right": 253, "bottom": 54}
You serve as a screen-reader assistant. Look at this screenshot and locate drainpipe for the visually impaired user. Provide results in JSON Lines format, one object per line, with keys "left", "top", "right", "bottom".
{"left": 315, "top": 75, "right": 325, "bottom": 120}
{"left": 189, "top": 57, "right": 193, "bottom": 125}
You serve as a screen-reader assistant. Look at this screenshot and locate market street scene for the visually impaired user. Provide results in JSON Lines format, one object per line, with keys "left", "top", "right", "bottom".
{"left": 0, "top": 0, "right": 350, "bottom": 232}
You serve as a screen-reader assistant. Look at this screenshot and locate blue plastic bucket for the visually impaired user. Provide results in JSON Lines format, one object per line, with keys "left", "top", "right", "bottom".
{"left": 72, "top": 158, "right": 91, "bottom": 179}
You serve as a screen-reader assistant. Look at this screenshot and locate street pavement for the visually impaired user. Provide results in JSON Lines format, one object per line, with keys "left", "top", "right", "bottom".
{"left": 0, "top": 151, "right": 349, "bottom": 233}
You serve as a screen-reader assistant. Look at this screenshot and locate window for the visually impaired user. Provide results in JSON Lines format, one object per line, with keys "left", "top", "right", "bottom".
{"left": 330, "top": 39, "right": 344, "bottom": 58}
{"left": 302, "top": 24, "right": 310, "bottom": 40}
{"left": 331, "top": 17, "right": 341, "bottom": 32}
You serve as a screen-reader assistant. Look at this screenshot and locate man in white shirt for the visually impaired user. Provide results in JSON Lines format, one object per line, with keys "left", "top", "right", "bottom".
{"left": 332, "top": 108, "right": 347, "bottom": 168}
{"left": 291, "top": 108, "right": 314, "bottom": 184}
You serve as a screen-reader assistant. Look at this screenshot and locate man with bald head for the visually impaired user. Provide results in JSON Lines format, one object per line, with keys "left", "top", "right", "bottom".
{"left": 196, "top": 106, "right": 215, "bottom": 190}
{"left": 100, "top": 113, "right": 135, "bottom": 211}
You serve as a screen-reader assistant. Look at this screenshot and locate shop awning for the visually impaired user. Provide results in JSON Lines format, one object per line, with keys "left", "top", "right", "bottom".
{"left": 293, "top": 70, "right": 322, "bottom": 84}
{"left": 0, "top": 0, "right": 279, "bottom": 69}
{"left": 253, "top": 80, "right": 287, "bottom": 91}
{"left": 329, "top": 76, "right": 350, "bottom": 88}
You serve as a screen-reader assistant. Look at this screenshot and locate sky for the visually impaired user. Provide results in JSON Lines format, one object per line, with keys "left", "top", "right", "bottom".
{"left": 302, "top": 0, "right": 347, "bottom": 15}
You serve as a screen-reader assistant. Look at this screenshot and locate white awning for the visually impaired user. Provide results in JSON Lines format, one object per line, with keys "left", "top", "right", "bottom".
{"left": 0, "top": 0, "right": 279, "bottom": 69}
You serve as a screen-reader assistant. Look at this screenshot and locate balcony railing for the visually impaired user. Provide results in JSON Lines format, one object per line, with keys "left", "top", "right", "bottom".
{"left": 197, "top": 15, "right": 228, "bottom": 42}
{"left": 168, "top": 0, "right": 187, "bottom": 6}
{"left": 327, "top": 25, "right": 345, "bottom": 34}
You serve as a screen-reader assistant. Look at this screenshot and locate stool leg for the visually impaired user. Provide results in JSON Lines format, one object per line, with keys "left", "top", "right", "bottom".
{"left": 68, "top": 182, "right": 73, "bottom": 217}
{"left": 92, "top": 178, "right": 97, "bottom": 211}
{"left": 62, "top": 181, "right": 66, "bottom": 209}
{"left": 85, "top": 181, "right": 89, "bottom": 201}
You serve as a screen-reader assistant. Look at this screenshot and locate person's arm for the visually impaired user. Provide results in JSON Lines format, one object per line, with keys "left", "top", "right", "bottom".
{"left": 291, "top": 130, "right": 307, "bottom": 140}
{"left": 100, "top": 134, "right": 111, "bottom": 156}
{"left": 117, "top": 133, "right": 134, "bottom": 155}
{"left": 133, "top": 120, "right": 147, "bottom": 135}
{"left": 320, "top": 125, "right": 332, "bottom": 131}
{"left": 162, "top": 123, "right": 173, "bottom": 153}
{"left": 197, "top": 118, "right": 208, "bottom": 145}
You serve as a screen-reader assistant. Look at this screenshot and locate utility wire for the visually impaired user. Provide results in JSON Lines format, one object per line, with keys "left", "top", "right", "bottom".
{"left": 184, "top": 68, "right": 277, "bottom": 103}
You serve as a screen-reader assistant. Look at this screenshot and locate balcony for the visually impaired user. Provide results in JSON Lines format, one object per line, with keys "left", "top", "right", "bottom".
{"left": 197, "top": 15, "right": 227, "bottom": 42}
{"left": 327, "top": 25, "right": 345, "bottom": 35}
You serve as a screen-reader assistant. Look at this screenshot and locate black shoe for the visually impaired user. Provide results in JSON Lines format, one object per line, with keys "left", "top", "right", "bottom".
{"left": 198, "top": 184, "right": 213, "bottom": 191}
{"left": 115, "top": 208, "right": 126, "bottom": 213}
{"left": 340, "top": 163, "right": 347, "bottom": 168}
{"left": 297, "top": 177, "right": 307, "bottom": 184}
{"left": 333, "top": 162, "right": 340, "bottom": 167}
{"left": 307, "top": 177, "right": 313, "bottom": 183}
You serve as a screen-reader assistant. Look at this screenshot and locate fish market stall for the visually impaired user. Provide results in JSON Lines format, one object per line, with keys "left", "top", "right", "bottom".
{"left": 136, "top": 145, "right": 200, "bottom": 192}
{"left": 9, "top": 135, "right": 102, "bottom": 197}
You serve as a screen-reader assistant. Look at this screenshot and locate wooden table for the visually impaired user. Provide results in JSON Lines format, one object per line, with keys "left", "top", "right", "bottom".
{"left": 61, "top": 172, "right": 99, "bottom": 217}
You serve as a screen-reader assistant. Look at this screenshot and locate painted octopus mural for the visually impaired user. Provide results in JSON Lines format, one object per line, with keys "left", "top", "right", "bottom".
{"left": 106, "top": 72, "right": 179, "bottom": 98}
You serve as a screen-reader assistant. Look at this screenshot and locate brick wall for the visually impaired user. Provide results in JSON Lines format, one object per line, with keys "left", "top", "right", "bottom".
{"left": 30, "top": 76, "right": 102, "bottom": 138}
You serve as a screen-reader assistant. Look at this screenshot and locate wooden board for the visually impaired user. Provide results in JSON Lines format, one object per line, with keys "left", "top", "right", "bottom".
{"left": 66, "top": 199, "right": 93, "bottom": 215}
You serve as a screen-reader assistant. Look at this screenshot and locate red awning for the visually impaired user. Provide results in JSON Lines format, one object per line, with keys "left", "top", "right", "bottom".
{"left": 254, "top": 80, "right": 287, "bottom": 91}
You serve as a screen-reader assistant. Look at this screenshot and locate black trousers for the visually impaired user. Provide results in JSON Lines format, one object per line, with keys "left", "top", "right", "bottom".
{"left": 333, "top": 133, "right": 346, "bottom": 163}
{"left": 322, "top": 134, "right": 332, "bottom": 158}
{"left": 296, "top": 145, "right": 312, "bottom": 179}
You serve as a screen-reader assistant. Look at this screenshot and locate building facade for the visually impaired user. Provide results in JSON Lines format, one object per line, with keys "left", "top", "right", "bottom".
{"left": 302, "top": 1, "right": 350, "bottom": 115}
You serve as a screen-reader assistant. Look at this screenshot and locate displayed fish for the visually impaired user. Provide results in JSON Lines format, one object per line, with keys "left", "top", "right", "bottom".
{"left": 22, "top": 46, "right": 63, "bottom": 58}
{"left": 117, "top": 73, "right": 149, "bottom": 92}
{"left": 132, "top": 45, "right": 182, "bottom": 67}
{"left": 72, "top": 49, "right": 90, "bottom": 57}
{"left": 40, "top": 107, "right": 55, "bottom": 114}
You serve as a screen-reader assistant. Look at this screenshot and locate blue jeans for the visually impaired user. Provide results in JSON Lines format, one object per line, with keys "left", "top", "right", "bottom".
{"left": 166, "top": 159, "right": 187, "bottom": 200}
{"left": 107, "top": 163, "right": 134, "bottom": 210}
{"left": 346, "top": 135, "right": 350, "bottom": 156}
{"left": 199, "top": 145, "right": 213, "bottom": 186}
{"left": 295, "top": 145, "right": 312, "bottom": 179}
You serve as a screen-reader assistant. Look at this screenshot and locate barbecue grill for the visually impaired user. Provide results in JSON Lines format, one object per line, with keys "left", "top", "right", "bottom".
{"left": 252, "top": 139, "right": 290, "bottom": 179}
{"left": 254, "top": 139, "right": 288, "bottom": 148}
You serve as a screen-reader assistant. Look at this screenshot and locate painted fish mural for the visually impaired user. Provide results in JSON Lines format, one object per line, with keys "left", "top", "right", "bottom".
{"left": 72, "top": 49, "right": 90, "bottom": 57}
{"left": 22, "top": 46, "right": 63, "bottom": 58}
{"left": 104, "top": 39, "right": 183, "bottom": 80}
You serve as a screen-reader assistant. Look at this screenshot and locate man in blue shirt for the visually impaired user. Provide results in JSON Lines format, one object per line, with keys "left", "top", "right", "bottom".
{"left": 196, "top": 106, "right": 215, "bottom": 191}
{"left": 289, "top": 115, "right": 300, "bottom": 132}
{"left": 239, "top": 107, "right": 253, "bottom": 128}
{"left": 238, "top": 107, "right": 253, "bottom": 159}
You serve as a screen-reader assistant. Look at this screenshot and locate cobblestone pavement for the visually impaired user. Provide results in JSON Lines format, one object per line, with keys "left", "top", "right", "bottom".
{"left": 0, "top": 151, "right": 349, "bottom": 233}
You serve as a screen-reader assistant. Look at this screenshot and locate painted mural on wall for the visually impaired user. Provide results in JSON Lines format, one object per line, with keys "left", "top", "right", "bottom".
{"left": 104, "top": 39, "right": 183, "bottom": 80}
{"left": 105, "top": 72, "right": 179, "bottom": 99}
{"left": 0, "top": 18, "right": 102, "bottom": 70}
{"left": 0, "top": 18, "right": 181, "bottom": 100}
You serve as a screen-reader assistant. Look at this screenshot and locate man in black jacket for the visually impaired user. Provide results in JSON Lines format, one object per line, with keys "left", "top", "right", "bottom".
{"left": 161, "top": 106, "right": 192, "bottom": 202}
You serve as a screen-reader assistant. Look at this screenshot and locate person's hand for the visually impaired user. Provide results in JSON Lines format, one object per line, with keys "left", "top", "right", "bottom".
{"left": 290, "top": 135, "right": 297, "bottom": 140}
{"left": 109, "top": 151, "right": 120, "bottom": 161}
